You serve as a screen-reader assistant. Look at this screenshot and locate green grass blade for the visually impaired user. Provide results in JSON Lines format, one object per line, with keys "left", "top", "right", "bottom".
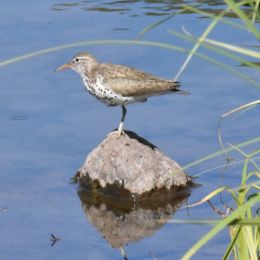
{"left": 2, "top": 39, "right": 259, "bottom": 89}
{"left": 227, "top": 143, "right": 260, "bottom": 172}
{"left": 224, "top": 0, "right": 260, "bottom": 39}
{"left": 174, "top": 8, "right": 227, "bottom": 81}
{"left": 221, "top": 100, "right": 260, "bottom": 118}
{"left": 0, "top": 39, "right": 183, "bottom": 67}
{"left": 246, "top": 171, "right": 260, "bottom": 182}
{"left": 182, "top": 193, "right": 260, "bottom": 259}
{"left": 168, "top": 30, "right": 260, "bottom": 87}
{"left": 223, "top": 226, "right": 241, "bottom": 260}
{"left": 252, "top": 183, "right": 260, "bottom": 189}
{"left": 166, "top": 219, "right": 260, "bottom": 225}
{"left": 203, "top": 38, "right": 260, "bottom": 58}
{"left": 194, "top": 156, "right": 260, "bottom": 178}
{"left": 183, "top": 5, "right": 247, "bottom": 31}
{"left": 244, "top": 225, "right": 258, "bottom": 259}
{"left": 242, "top": 158, "right": 249, "bottom": 187}
{"left": 138, "top": 8, "right": 187, "bottom": 37}
{"left": 218, "top": 100, "right": 260, "bottom": 152}
{"left": 182, "top": 187, "right": 229, "bottom": 209}
{"left": 232, "top": 180, "right": 260, "bottom": 192}
{"left": 181, "top": 137, "right": 260, "bottom": 172}
{"left": 139, "top": 14, "right": 174, "bottom": 37}
{"left": 252, "top": 0, "right": 260, "bottom": 23}
{"left": 192, "top": 51, "right": 260, "bottom": 88}
{"left": 248, "top": 149, "right": 260, "bottom": 158}
{"left": 169, "top": 29, "right": 260, "bottom": 70}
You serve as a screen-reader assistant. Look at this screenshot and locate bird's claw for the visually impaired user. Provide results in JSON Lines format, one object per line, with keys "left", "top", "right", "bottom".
{"left": 117, "top": 129, "right": 125, "bottom": 138}
{"left": 108, "top": 129, "right": 125, "bottom": 139}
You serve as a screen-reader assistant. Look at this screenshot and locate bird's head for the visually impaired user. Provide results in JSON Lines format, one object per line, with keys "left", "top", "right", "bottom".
{"left": 56, "top": 52, "right": 98, "bottom": 75}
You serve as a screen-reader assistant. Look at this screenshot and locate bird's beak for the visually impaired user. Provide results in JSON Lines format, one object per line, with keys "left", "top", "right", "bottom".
{"left": 55, "top": 63, "right": 72, "bottom": 72}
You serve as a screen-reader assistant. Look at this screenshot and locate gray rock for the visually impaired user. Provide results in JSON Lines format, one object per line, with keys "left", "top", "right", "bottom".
{"left": 77, "top": 131, "right": 191, "bottom": 195}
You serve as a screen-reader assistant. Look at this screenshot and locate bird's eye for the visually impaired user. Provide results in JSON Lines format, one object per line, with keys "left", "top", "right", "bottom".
{"left": 75, "top": 58, "right": 79, "bottom": 62}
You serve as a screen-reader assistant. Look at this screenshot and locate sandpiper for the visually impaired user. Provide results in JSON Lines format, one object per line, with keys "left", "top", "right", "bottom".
{"left": 56, "top": 52, "right": 188, "bottom": 135}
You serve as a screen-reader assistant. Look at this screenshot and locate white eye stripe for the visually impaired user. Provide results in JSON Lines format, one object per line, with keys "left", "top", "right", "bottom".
{"left": 74, "top": 57, "right": 88, "bottom": 62}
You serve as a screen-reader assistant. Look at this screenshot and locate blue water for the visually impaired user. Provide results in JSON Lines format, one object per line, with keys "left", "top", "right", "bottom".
{"left": 0, "top": 1, "right": 259, "bottom": 259}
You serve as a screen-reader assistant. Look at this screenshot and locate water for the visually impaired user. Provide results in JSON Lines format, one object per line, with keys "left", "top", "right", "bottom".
{"left": 0, "top": 1, "right": 259, "bottom": 259}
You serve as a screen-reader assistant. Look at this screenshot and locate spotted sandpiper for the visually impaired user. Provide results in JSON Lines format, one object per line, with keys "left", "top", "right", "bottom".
{"left": 56, "top": 52, "right": 188, "bottom": 135}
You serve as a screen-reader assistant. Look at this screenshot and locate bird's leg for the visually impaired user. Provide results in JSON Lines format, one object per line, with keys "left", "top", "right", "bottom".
{"left": 117, "top": 105, "right": 127, "bottom": 137}
{"left": 107, "top": 105, "right": 127, "bottom": 139}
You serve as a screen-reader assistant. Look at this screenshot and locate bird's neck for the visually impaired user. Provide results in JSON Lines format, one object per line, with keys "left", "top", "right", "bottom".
{"left": 79, "top": 64, "right": 98, "bottom": 84}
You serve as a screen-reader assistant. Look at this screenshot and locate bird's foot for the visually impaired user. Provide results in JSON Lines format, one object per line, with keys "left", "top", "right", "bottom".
{"left": 115, "top": 121, "right": 125, "bottom": 138}
{"left": 117, "top": 129, "right": 125, "bottom": 138}
{"left": 107, "top": 129, "right": 125, "bottom": 139}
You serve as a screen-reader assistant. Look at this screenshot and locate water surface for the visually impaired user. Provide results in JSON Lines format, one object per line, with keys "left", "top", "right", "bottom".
{"left": 0, "top": 1, "right": 259, "bottom": 259}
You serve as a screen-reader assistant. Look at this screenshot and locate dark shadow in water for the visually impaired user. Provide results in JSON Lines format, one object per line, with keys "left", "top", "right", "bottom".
{"left": 51, "top": 0, "right": 256, "bottom": 20}
{"left": 76, "top": 180, "right": 191, "bottom": 257}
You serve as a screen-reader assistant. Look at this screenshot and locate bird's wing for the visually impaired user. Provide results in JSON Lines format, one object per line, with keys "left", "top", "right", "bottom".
{"left": 97, "top": 64, "right": 180, "bottom": 97}
{"left": 108, "top": 78, "right": 180, "bottom": 97}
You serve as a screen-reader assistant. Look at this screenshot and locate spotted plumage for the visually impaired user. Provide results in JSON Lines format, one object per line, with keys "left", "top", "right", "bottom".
{"left": 56, "top": 52, "right": 188, "bottom": 135}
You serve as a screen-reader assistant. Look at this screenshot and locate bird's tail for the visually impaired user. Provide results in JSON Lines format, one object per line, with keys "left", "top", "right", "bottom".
{"left": 172, "top": 82, "right": 190, "bottom": 95}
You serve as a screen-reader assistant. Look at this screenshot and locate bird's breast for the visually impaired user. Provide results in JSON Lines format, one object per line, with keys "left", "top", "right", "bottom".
{"left": 82, "top": 76, "right": 133, "bottom": 106}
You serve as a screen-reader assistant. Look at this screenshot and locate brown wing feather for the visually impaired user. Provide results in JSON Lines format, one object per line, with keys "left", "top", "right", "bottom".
{"left": 94, "top": 63, "right": 180, "bottom": 97}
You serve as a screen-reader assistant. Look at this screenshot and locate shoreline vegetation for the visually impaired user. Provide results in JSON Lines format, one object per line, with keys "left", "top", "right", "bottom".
{"left": 1, "top": 0, "right": 259, "bottom": 259}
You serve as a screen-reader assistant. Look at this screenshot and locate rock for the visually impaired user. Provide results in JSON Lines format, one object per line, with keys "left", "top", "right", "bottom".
{"left": 76, "top": 130, "right": 191, "bottom": 195}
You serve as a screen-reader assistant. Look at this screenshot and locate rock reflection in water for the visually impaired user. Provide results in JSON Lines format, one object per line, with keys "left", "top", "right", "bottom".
{"left": 77, "top": 183, "right": 190, "bottom": 252}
